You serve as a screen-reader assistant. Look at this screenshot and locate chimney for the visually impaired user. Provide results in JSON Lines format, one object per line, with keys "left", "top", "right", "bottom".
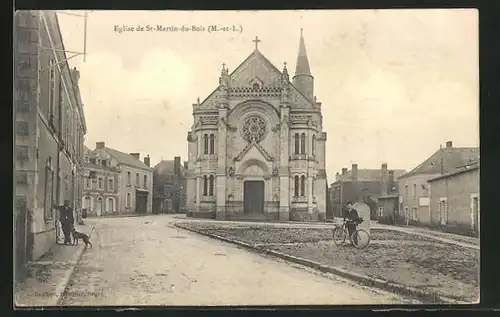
{"left": 183, "top": 161, "right": 188, "bottom": 170}
{"left": 388, "top": 170, "right": 395, "bottom": 193}
{"left": 380, "top": 163, "right": 389, "bottom": 196}
{"left": 335, "top": 172, "right": 340, "bottom": 181}
{"left": 129, "top": 153, "right": 140, "bottom": 160}
{"left": 70, "top": 67, "right": 80, "bottom": 85}
{"left": 351, "top": 164, "right": 358, "bottom": 182}
{"left": 342, "top": 168, "right": 348, "bottom": 175}
{"left": 96, "top": 142, "right": 105, "bottom": 149}
{"left": 144, "top": 155, "right": 150, "bottom": 167}
{"left": 174, "top": 156, "right": 181, "bottom": 176}
{"left": 446, "top": 141, "right": 453, "bottom": 148}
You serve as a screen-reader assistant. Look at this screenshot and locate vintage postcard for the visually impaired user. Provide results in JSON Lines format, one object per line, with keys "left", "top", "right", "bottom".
{"left": 14, "top": 9, "right": 479, "bottom": 307}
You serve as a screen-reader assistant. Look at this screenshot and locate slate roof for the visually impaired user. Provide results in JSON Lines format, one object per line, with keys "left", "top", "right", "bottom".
{"left": 104, "top": 147, "right": 152, "bottom": 171}
{"left": 154, "top": 160, "right": 186, "bottom": 176}
{"left": 333, "top": 169, "right": 406, "bottom": 184}
{"left": 427, "top": 160, "right": 480, "bottom": 182}
{"left": 399, "top": 147, "right": 479, "bottom": 179}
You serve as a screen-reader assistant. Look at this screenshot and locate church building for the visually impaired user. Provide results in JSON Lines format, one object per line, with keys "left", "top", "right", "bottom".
{"left": 185, "top": 31, "right": 327, "bottom": 221}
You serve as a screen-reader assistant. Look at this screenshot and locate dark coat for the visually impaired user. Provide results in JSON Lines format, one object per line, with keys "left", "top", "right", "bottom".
{"left": 345, "top": 208, "right": 362, "bottom": 224}
{"left": 59, "top": 206, "right": 74, "bottom": 226}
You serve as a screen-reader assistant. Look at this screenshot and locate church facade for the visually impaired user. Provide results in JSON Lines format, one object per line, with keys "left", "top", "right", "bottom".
{"left": 185, "top": 32, "right": 327, "bottom": 221}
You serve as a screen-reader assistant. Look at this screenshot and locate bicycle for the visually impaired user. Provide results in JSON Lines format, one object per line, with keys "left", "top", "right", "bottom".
{"left": 332, "top": 218, "right": 371, "bottom": 249}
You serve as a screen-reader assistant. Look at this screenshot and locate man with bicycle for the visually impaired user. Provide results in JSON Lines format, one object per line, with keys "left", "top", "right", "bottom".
{"left": 344, "top": 201, "right": 364, "bottom": 246}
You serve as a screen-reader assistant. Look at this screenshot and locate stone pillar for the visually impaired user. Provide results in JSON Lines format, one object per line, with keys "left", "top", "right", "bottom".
{"left": 216, "top": 107, "right": 228, "bottom": 219}
{"left": 279, "top": 106, "right": 290, "bottom": 221}
{"left": 307, "top": 175, "right": 317, "bottom": 220}
{"left": 197, "top": 131, "right": 202, "bottom": 158}
{"left": 195, "top": 176, "right": 201, "bottom": 212}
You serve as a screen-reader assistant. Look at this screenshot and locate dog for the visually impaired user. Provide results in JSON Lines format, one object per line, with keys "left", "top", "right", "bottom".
{"left": 71, "top": 228, "right": 92, "bottom": 248}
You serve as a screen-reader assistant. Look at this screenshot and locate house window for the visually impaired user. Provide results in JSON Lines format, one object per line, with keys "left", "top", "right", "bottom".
{"left": 16, "top": 172, "right": 28, "bottom": 184}
{"left": 294, "top": 134, "right": 300, "bottom": 154}
{"left": 108, "top": 178, "right": 114, "bottom": 191}
{"left": 404, "top": 185, "right": 408, "bottom": 198}
{"left": 102, "top": 159, "right": 107, "bottom": 166}
{"left": 439, "top": 198, "right": 448, "bottom": 225}
{"left": 98, "top": 177, "right": 103, "bottom": 190}
{"left": 209, "top": 175, "right": 214, "bottom": 196}
{"left": 16, "top": 121, "right": 29, "bottom": 136}
{"left": 136, "top": 173, "right": 139, "bottom": 186}
{"left": 126, "top": 193, "right": 131, "bottom": 208}
{"left": 85, "top": 177, "right": 90, "bottom": 188}
{"left": 412, "top": 184, "right": 417, "bottom": 199}
{"left": 209, "top": 134, "right": 215, "bottom": 154}
{"left": 294, "top": 176, "right": 300, "bottom": 197}
{"left": 44, "top": 158, "right": 54, "bottom": 221}
{"left": 127, "top": 171, "right": 131, "bottom": 185}
{"left": 89, "top": 158, "right": 96, "bottom": 164}
{"left": 253, "top": 83, "right": 260, "bottom": 90}
{"left": 16, "top": 145, "right": 29, "bottom": 162}
{"left": 48, "top": 58, "right": 56, "bottom": 121}
{"left": 300, "top": 175, "right": 306, "bottom": 196}
{"left": 84, "top": 196, "right": 90, "bottom": 209}
{"left": 300, "top": 133, "right": 306, "bottom": 154}
{"left": 143, "top": 175, "right": 147, "bottom": 189}
{"left": 377, "top": 206, "right": 384, "bottom": 218}
{"left": 471, "top": 195, "right": 479, "bottom": 231}
{"left": 412, "top": 207, "right": 418, "bottom": 221}
{"left": 203, "top": 134, "right": 209, "bottom": 155}
{"left": 107, "top": 197, "right": 115, "bottom": 212}
{"left": 203, "top": 175, "right": 208, "bottom": 196}
{"left": 312, "top": 135, "right": 316, "bottom": 156}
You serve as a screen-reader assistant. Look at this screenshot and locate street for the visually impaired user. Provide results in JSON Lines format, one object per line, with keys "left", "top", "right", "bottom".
{"left": 59, "top": 215, "right": 417, "bottom": 306}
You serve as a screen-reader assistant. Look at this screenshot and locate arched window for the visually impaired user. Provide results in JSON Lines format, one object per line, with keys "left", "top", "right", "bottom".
{"left": 312, "top": 135, "right": 316, "bottom": 155}
{"left": 203, "top": 134, "right": 209, "bottom": 154}
{"left": 300, "top": 133, "right": 306, "bottom": 154}
{"left": 300, "top": 175, "right": 306, "bottom": 196}
{"left": 209, "top": 175, "right": 215, "bottom": 196}
{"left": 203, "top": 175, "right": 208, "bottom": 196}
{"left": 209, "top": 134, "right": 215, "bottom": 154}
{"left": 294, "top": 176, "right": 300, "bottom": 197}
{"left": 253, "top": 83, "right": 260, "bottom": 90}
{"left": 294, "top": 134, "right": 300, "bottom": 154}
{"left": 127, "top": 171, "right": 131, "bottom": 185}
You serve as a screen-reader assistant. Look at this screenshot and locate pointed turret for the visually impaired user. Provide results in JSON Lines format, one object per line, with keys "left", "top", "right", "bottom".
{"left": 293, "top": 29, "right": 314, "bottom": 101}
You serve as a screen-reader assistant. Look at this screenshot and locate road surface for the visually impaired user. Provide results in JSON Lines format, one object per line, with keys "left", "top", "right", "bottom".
{"left": 60, "top": 215, "right": 418, "bottom": 306}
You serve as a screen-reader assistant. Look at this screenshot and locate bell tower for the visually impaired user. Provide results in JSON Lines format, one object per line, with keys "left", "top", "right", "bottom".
{"left": 292, "top": 29, "right": 314, "bottom": 101}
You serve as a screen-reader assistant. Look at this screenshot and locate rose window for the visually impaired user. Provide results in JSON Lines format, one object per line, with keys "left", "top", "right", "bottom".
{"left": 242, "top": 115, "right": 267, "bottom": 142}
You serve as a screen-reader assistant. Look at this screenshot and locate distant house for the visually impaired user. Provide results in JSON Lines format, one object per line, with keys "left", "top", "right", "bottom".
{"left": 427, "top": 160, "right": 479, "bottom": 236}
{"left": 397, "top": 141, "right": 479, "bottom": 226}
{"left": 330, "top": 163, "right": 406, "bottom": 219}
{"left": 83, "top": 142, "right": 154, "bottom": 216}
{"left": 153, "top": 157, "right": 187, "bottom": 214}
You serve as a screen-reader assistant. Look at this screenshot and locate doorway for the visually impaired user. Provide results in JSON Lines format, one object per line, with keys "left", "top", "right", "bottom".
{"left": 243, "top": 181, "right": 264, "bottom": 214}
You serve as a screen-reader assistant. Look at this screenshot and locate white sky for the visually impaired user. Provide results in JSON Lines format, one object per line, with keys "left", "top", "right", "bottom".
{"left": 57, "top": 9, "right": 479, "bottom": 182}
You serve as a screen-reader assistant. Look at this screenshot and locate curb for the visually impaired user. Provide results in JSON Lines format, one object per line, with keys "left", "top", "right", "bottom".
{"left": 54, "top": 225, "right": 96, "bottom": 306}
{"left": 175, "top": 223, "right": 467, "bottom": 305}
{"left": 53, "top": 244, "right": 86, "bottom": 306}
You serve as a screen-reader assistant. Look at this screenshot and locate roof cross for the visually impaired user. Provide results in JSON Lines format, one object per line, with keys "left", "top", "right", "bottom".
{"left": 252, "top": 36, "right": 261, "bottom": 50}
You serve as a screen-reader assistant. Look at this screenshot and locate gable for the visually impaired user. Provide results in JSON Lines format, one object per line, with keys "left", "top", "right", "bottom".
{"left": 230, "top": 51, "right": 282, "bottom": 88}
{"left": 234, "top": 141, "right": 274, "bottom": 163}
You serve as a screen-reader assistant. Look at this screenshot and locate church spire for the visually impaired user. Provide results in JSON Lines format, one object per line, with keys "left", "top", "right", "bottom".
{"left": 294, "top": 28, "right": 312, "bottom": 76}
{"left": 293, "top": 29, "right": 314, "bottom": 101}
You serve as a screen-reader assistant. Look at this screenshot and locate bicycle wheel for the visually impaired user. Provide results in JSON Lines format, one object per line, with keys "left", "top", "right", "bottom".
{"left": 351, "top": 229, "right": 370, "bottom": 249}
{"left": 332, "top": 227, "right": 347, "bottom": 246}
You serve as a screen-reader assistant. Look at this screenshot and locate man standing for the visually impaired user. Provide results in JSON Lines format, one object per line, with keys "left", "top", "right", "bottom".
{"left": 344, "top": 201, "right": 363, "bottom": 246}
{"left": 57, "top": 200, "right": 74, "bottom": 245}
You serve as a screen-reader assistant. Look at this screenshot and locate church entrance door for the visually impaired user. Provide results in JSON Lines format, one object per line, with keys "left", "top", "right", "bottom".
{"left": 243, "top": 181, "right": 264, "bottom": 214}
